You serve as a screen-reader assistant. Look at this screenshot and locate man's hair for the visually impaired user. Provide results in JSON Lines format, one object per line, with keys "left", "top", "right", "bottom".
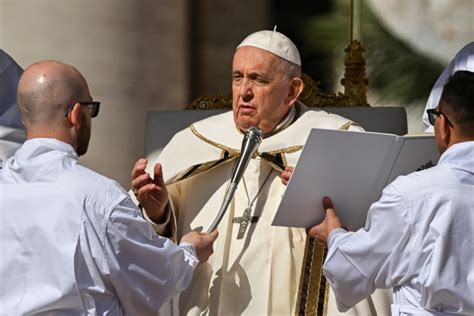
{"left": 440, "top": 70, "right": 474, "bottom": 136}
{"left": 275, "top": 57, "right": 301, "bottom": 79}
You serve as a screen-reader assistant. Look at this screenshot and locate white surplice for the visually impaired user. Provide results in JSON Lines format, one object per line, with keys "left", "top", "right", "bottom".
{"left": 143, "top": 103, "right": 393, "bottom": 315}
{"left": 324, "top": 141, "right": 474, "bottom": 315}
{"left": 0, "top": 138, "right": 198, "bottom": 315}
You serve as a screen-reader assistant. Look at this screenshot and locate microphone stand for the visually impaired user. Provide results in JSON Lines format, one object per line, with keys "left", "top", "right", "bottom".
{"left": 206, "top": 126, "right": 262, "bottom": 233}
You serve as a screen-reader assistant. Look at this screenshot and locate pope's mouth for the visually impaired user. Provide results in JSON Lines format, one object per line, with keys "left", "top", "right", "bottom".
{"left": 238, "top": 104, "right": 256, "bottom": 115}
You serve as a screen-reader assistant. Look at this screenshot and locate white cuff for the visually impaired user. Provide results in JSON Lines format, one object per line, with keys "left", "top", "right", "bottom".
{"left": 328, "top": 228, "right": 348, "bottom": 249}
{"left": 179, "top": 242, "right": 199, "bottom": 268}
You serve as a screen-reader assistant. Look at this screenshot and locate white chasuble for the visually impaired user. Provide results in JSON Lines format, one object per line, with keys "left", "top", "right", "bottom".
{"left": 146, "top": 103, "right": 392, "bottom": 315}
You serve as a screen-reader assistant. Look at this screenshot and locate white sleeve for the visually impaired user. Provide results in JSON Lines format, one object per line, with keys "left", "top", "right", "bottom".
{"left": 0, "top": 125, "right": 26, "bottom": 167}
{"left": 323, "top": 184, "right": 413, "bottom": 311}
{"left": 104, "top": 197, "right": 198, "bottom": 315}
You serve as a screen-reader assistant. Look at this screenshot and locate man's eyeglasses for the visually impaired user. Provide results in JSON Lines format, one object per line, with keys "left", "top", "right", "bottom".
{"left": 64, "top": 101, "right": 101, "bottom": 118}
{"left": 426, "top": 108, "right": 452, "bottom": 126}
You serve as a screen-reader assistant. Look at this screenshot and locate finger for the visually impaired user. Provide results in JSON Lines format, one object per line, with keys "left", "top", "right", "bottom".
{"left": 153, "top": 163, "right": 166, "bottom": 187}
{"left": 207, "top": 229, "right": 219, "bottom": 240}
{"left": 322, "top": 196, "right": 334, "bottom": 210}
{"left": 131, "top": 173, "right": 151, "bottom": 190}
{"left": 325, "top": 207, "right": 339, "bottom": 222}
{"left": 285, "top": 165, "right": 294, "bottom": 172}
{"left": 132, "top": 158, "right": 148, "bottom": 179}
{"left": 280, "top": 171, "right": 290, "bottom": 182}
{"left": 136, "top": 183, "right": 160, "bottom": 201}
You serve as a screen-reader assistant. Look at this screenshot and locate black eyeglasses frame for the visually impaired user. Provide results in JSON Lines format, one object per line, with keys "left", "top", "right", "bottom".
{"left": 426, "top": 108, "right": 452, "bottom": 127}
{"left": 64, "top": 101, "right": 101, "bottom": 118}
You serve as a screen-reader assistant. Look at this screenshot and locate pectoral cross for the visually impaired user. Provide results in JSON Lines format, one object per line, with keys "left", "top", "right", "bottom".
{"left": 232, "top": 207, "right": 258, "bottom": 239}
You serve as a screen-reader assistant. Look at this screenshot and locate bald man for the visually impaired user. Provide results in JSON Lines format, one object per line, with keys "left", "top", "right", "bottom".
{"left": 0, "top": 60, "right": 217, "bottom": 315}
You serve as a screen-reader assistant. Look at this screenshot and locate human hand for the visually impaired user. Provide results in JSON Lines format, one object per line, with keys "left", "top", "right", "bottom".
{"left": 307, "top": 197, "right": 342, "bottom": 243}
{"left": 131, "top": 159, "right": 169, "bottom": 222}
{"left": 181, "top": 230, "right": 219, "bottom": 262}
{"left": 281, "top": 165, "right": 294, "bottom": 185}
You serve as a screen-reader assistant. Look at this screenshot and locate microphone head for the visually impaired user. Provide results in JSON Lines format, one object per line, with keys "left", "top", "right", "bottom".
{"left": 230, "top": 126, "right": 263, "bottom": 184}
{"left": 245, "top": 126, "right": 263, "bottom": 145}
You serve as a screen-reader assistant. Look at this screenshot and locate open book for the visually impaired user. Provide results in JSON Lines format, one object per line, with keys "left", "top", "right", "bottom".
{"left": 272, "top": 128, "right": 440, "bottom": 231}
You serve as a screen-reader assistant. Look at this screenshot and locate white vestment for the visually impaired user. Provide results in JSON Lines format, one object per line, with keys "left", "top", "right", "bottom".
{"left": 0, "top": 138, "right": 198, "bottom": 315}
{"left": 324, "top": 141, "right": 474, "bottom": 315}
{"left": 146, "top": 103, "right": 393, "bottom": 315}
{"left": 422, "top": 42, "right": 474, "bottom": 132}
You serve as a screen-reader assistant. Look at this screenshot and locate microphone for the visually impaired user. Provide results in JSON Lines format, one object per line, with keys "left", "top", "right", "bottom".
{"left": 206, "top": 126, "right": 263, "bottom": 233}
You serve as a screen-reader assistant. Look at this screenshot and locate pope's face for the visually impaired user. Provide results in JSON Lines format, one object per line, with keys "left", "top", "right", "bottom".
{"left": 232, "top": 46, "right": 294, "bottom": 134}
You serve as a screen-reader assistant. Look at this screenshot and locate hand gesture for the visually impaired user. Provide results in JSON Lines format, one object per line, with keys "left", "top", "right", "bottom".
{"left": 181, "top": 230, "right": 219, "bottom": 262}
{"left": 131, "top": 158, "right": 169, "bottom": 222}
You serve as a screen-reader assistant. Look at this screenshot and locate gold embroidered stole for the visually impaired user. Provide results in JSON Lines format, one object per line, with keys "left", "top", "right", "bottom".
{"left": 296, "top": 238, "right": 329, "bottom": 315}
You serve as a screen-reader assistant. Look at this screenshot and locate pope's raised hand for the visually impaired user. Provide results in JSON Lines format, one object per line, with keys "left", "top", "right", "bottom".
{"left": 131, "top": 158, "right": 169, "bottom": 222}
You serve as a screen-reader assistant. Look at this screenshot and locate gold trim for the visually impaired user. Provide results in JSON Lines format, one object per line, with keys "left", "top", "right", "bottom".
{"left": 190, "top": 124, "right": 303, "bottom": 171}
{"left": 341, "top": 40, "right": 369, "bottom": 106}
{"left": 296, "top": 236, "right": 310, "bottom": 315}
{"left": 188, "top": 94, "right": 232, "bottom": 110}
{"left": 339, "top": 121, "right": 361, "bottom": 131}
{"left": 323, "top": 278, "right": 330, "bottom": 316}
{"left": 263, "top": 145, "right": 304, "bottom": 156}
{"left": 296, "top": 237, "right": 329, "bottom": 316}
{"left": 190, "top": 125, "right": 240, "bottom": 155}
{"left": 259, "top": 146, "right": 303, "bottom": 171}
{"left": 339, "top": 121, "right": 352, "bottom": 131}
{"left": 281, "top": 153, "right": 288, "bottom": 168}
{"left": 169, "top": 156, "right": 238, "bottom": 185}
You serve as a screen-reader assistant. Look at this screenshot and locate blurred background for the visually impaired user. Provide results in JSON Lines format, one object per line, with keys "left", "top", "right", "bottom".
{"left": 1, "top": 0, "right": 472, "bottom": 187}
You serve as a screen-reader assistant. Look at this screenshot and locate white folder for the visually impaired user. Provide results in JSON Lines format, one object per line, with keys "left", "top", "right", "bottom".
{"left": 271, "top": 129, "right": 440, "bottom": 231}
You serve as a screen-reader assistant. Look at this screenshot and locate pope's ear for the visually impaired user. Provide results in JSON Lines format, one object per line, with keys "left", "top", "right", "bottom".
{"left": 287, "top": 77, "right": 304, "bottom": 106}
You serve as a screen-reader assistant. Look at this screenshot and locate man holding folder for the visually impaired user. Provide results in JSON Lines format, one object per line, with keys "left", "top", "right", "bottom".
{"left": 308, "top": 71, "right": 474, "bottom": 315}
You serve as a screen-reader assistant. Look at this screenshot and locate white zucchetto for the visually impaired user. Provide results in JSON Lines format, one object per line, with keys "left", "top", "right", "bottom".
{"left": 237, "top": 30, "right": 301, "bottom": 66}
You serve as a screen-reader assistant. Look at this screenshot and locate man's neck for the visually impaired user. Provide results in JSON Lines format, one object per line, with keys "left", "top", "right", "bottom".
{"left": 27, "top": 130, "right": 74, "bottom": 147}
{"left": 263, "top": 104, "right": 297, "bottom": 138}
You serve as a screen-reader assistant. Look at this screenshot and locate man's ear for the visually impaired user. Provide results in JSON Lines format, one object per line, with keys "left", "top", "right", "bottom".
{"left": 68, "top": 103, "right": 82, "bottom": 128}
{"left": 438, "top": 113, "right": 451, "bottom": 146}
{"left": 286, "top": 77, "right": 304, "bottom": 106}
